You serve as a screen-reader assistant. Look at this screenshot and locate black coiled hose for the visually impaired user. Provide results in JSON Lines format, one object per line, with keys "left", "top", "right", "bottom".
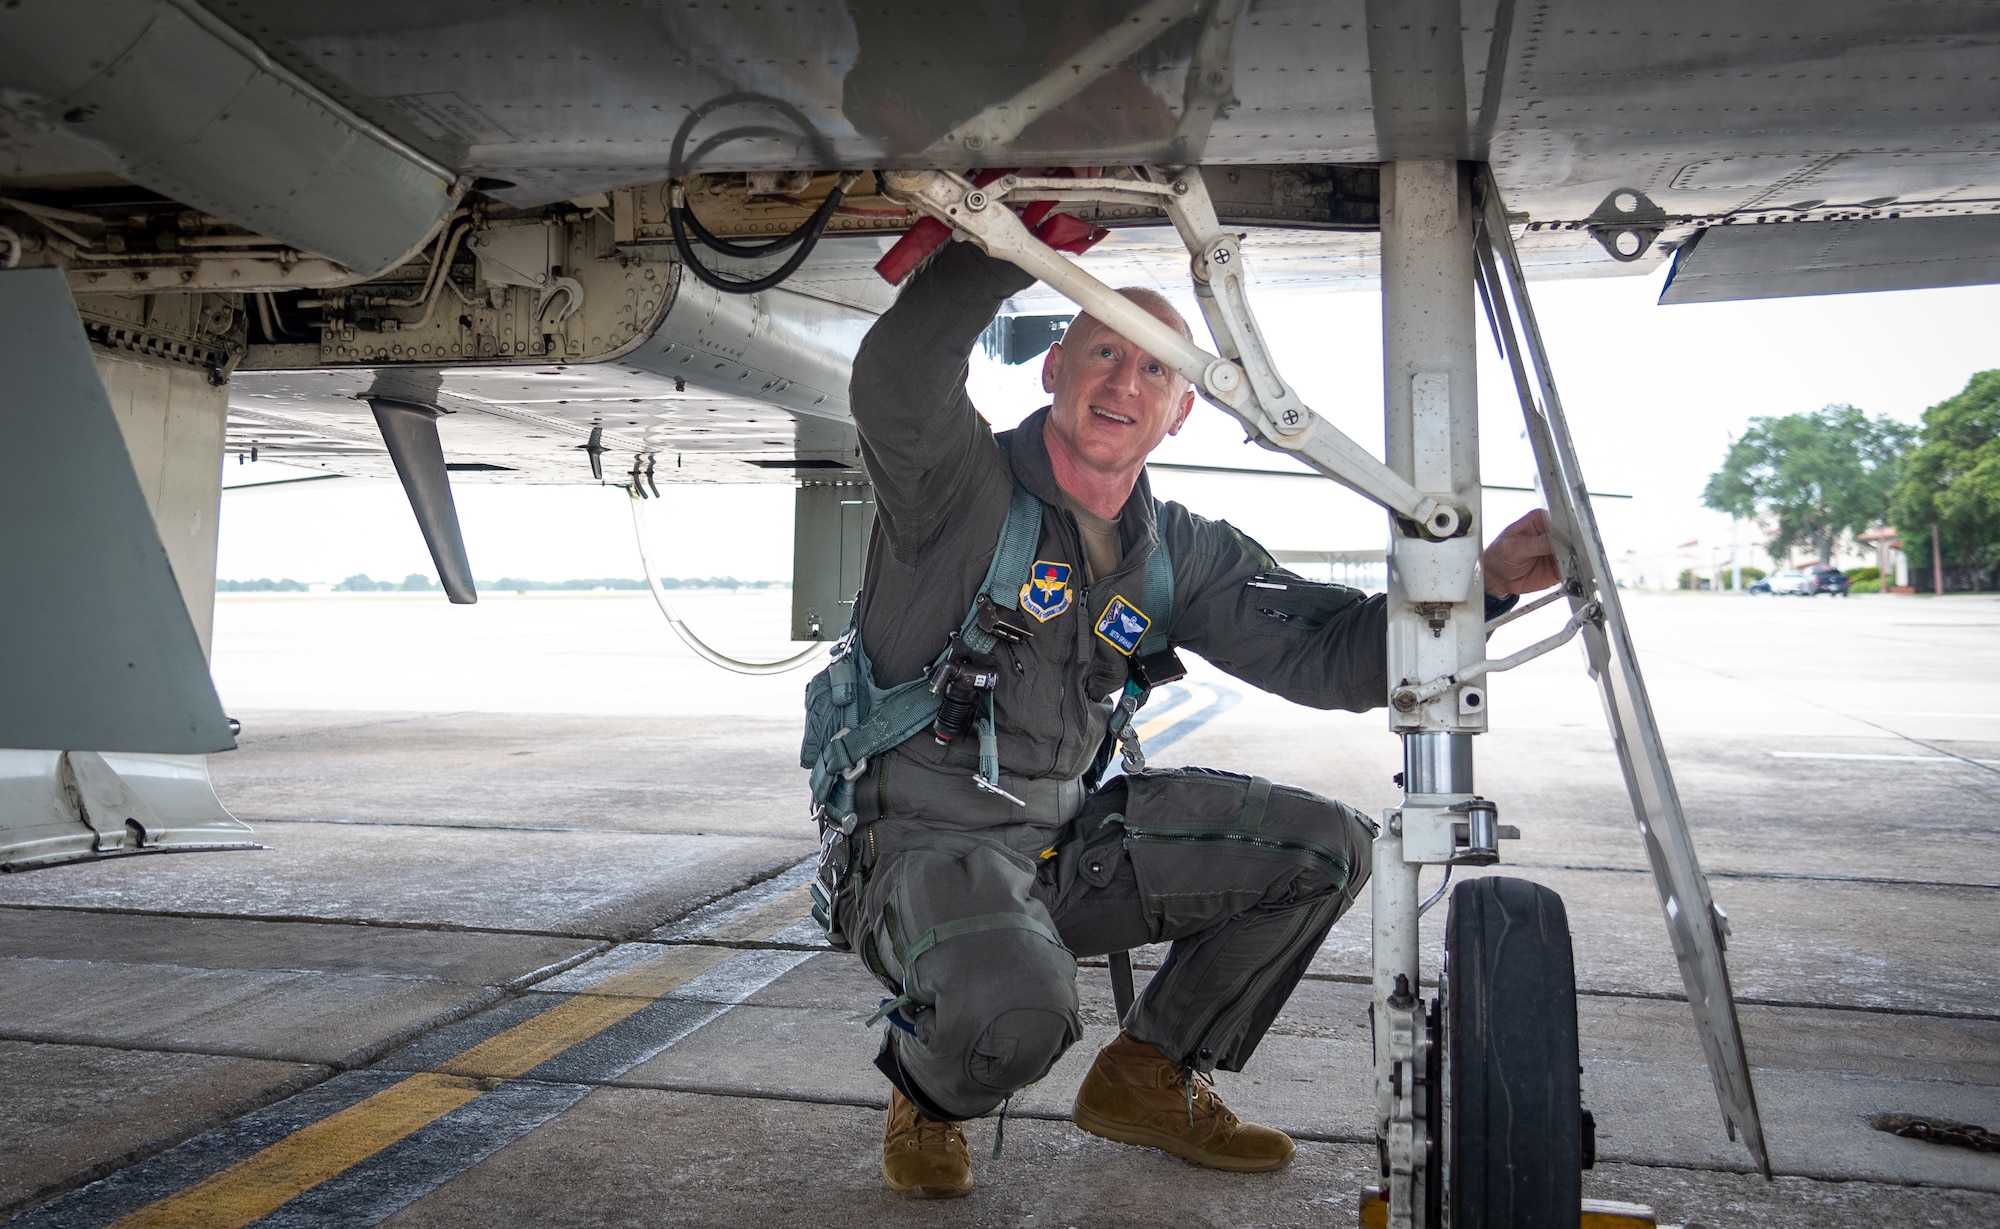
{"left": 669, "top": 175, "right": 852, "bottom": 295}
{"left": 666, "top": 92, "right": 849, "bottom": 296}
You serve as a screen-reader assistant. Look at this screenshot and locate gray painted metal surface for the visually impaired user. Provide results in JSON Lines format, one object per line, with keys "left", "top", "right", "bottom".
{"left": 6, "top": 3, "right": 1979, "bottom": 492}
{"left": 0, "top": 0, "right": 458, "bottom": 277}
{"left": 0, "top": 268, "right": 232, "bottom": 755}
{"left": 1473, "top": 168, "right": 1771, "bottom": 1175}
{"left": 633, "top": 278, "right": 876, "bottom": 424}
{"left": 227, "top": 258, "right": 871, "bottom": 487}
{"left": 790, "top": 482, "right": 875, "bottom": 643}
{"left": 367, "top": 394, "right": 477, "bottom": 605}
{"left": 3, "top": 2, "right": 1996, "bottom": 321}
{"left": 1659, "top": 214, "right": 2000, "bottom": 303}
{"left": 0, "top": 749, "right": 252, "bottom": 871}
{"left": 14, "top": 0, "right": 1977, "bottom": 224}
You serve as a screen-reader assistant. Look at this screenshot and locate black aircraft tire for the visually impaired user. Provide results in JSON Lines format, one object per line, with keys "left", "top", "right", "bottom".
{"left": 1444, "top": 876, "right": 1582, "bottom": 1228}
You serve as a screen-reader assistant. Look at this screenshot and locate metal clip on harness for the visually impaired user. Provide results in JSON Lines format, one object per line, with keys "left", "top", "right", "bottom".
{"left": 877, "top": 167, "right": 1465, "bottom": 541}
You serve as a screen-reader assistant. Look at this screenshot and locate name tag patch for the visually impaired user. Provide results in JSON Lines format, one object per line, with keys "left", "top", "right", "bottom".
{"left": 1094, "top": 594, "right": 1151, "bottom": 656}
{"left": 1020, "top": 560, "right": 1074, "bottom": 622}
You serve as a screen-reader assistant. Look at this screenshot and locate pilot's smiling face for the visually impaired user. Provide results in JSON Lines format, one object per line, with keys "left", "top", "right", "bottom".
{"left": 1041, "top": 311, "right": 1197, "bottom": 478}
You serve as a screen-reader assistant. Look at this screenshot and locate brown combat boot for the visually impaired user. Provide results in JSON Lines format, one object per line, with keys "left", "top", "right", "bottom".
{"left": 882, "top": 1087, "right": 974, "bottom": 1198}
{"left": 1071, "top": 1030, "right": 1295, "bottom": 1172}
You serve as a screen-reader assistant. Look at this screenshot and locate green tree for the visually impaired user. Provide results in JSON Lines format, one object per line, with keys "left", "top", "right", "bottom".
{"left": 1889, "top": 370, "right": 2000, "bottom": 590}
{"left": 1702, "top": 404, "right": 1914, "bottom": 564}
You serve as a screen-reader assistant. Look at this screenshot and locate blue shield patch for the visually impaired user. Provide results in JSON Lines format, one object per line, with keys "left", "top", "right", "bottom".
{"left": 1020, "top": 560, "right": 1074, "bottom": 622}
{"left": 1093, "top": 595, "right": 1151, "bottom": 656}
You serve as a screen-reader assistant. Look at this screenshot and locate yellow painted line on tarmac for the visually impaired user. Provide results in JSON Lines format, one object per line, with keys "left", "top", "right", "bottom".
{"left": 1135, "top": 682, "right": 1218, "bottom": 743}
{"left": 104, "top": 882, "right": 814, "bottom": 1229}
{"left": 690, "top": 884, "right": 816, "bottom": 944}
{"left": 106, "top": 1073, "right": 487, "bottom": 1229}
{"left": 434, "top": 946, "right": 735, "bottom": 1078}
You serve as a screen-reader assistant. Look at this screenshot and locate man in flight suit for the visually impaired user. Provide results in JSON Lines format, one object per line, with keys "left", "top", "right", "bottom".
{"left": 835, "top": 240, "right": 1560, "bottom": 1197}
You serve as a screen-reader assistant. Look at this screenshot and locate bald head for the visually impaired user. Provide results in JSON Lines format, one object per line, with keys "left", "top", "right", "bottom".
{"left": 1062, "top": 287, "right": 1194, "bottom": 353}
{"left": 1039, "top": 286, "right": 1201, "bottom": 518}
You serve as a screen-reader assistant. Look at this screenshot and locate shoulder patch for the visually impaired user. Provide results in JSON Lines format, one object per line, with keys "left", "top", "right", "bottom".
{"left": 1093, "top": 594, "right": 1151, "bottom": 655}
{"left": 1020, "top": 560, "right": 1074, "bottom": 622}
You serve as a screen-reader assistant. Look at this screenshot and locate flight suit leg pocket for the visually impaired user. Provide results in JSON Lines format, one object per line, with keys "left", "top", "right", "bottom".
{"left": 1116, "top": 767, "right": 1368, "bottom": 937}
{"left": 1041, "top": 808, "right": 1142, "bottom": 955}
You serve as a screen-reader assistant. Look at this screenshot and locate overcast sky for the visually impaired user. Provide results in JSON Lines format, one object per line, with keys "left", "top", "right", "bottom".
{"left": 217, "top": 263, "right": 2000, "bottom": 587}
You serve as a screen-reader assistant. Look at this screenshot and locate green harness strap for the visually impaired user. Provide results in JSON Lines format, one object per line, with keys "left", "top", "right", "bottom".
{"left": 1097, "top": 515, "right": 1177, "bottom": 780}
{"left": 808, "top": 483, "right": 1042, "bottom": 819}
{"left": 808, "top": 485, "right": 1179, "bottom": 815}
{"left": 966, "top": 482, "right": 1042, "bottom": 653}
{"left": 1135, "top": 522, "right": 1175, "bottom": 660}
{"left": 968, "top": 484, "right": 1042, "bottom": 788}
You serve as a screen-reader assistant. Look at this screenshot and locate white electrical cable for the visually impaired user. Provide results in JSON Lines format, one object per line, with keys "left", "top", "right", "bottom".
{"left": 629, "top": 490, "right": 826, "bottom": 676}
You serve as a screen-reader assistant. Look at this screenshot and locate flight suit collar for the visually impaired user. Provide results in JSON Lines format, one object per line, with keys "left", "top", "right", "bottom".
{"left": 1002, "top": 406, "right": 1162, "bottom": 572}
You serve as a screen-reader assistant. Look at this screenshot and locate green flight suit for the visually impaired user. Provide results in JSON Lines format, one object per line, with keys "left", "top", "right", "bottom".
{"left": 839, "top": 242, "right": 1386, "bottom": 1122}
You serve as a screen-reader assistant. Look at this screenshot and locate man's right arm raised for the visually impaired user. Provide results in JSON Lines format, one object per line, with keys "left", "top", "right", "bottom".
{"left": 848, "top": 242, "right": 1036, "bottom": 559}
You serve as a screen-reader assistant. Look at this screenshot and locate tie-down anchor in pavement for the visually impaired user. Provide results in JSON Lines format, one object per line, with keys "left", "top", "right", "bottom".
{"left": 881, "top": 162, "right": 1770, "bottom": 1226}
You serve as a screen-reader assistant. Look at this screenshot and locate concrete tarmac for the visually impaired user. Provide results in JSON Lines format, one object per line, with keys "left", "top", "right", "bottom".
{"left": 2, "top": 591, "right": 1997, "bottom": 1226}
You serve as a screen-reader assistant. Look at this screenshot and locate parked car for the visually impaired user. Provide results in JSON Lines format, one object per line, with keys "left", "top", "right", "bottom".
{"left": 1805, "top": 564, "right": 1851, "bottom": 596}
{"left": 1746, "top": 575, "right": 1773, "bottom": 594}
{"left": 1765, "top": 570, "right": 1815, "bottom": 595}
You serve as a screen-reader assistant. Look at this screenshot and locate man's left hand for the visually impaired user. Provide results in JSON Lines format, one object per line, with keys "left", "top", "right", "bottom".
{"left": 1482, "top": 509, "right": 1564, "bottom": 597}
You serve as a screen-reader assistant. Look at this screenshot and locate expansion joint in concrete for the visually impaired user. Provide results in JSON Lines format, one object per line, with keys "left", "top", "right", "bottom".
{"left": 0, "top": 1062, "right": 338, "bottom": 1222}
{"left": 0, "top": 901, "right": 621, "bottom": 943}
{"left": 1527, "top": 860, "right": 2000, "bottom": 893}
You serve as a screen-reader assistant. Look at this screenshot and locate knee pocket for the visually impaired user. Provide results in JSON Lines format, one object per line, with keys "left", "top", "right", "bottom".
{"left": 970, "top": 1007, "right": 1077, "bottom": 1090}
{"left": 860, "top": 837, "right": 1082, "bottom": 1081}
{"left": 925, "top": 923, "right": 1081, "bottom": 1076}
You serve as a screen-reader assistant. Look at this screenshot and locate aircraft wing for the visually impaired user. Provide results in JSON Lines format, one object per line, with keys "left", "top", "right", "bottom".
{"left": 2, "top": 1, "right": 1991, "bottom": 500}
{"left": 5, "top": 0, "right": 1993, "bottom": 308}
